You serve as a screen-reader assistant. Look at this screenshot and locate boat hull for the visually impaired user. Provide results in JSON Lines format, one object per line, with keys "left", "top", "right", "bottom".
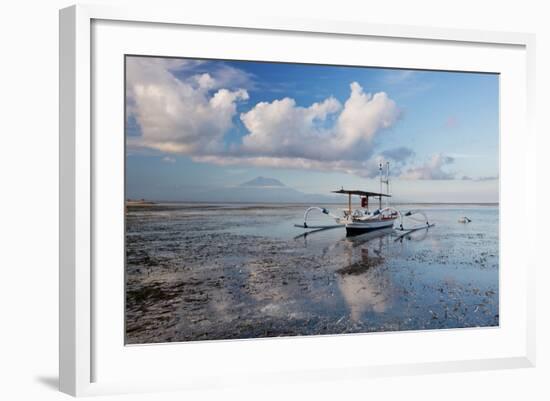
{"left": 345, "top": 219, "right": 396, "bottom": 236}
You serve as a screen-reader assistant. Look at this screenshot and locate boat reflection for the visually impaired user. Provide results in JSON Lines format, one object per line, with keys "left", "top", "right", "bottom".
{"left": 331, "top": 228, "right": 393, "bottom": 321}
{"left": 294, "top": 225, "right": 434, "bottom": 323}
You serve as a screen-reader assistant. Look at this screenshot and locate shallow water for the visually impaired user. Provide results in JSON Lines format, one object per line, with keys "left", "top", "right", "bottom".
{"left": 125, "top": 203, "right": 499, "bottom": 344}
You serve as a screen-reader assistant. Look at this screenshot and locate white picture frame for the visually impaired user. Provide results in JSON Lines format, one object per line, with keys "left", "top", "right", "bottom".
{"left": 59, "top": 4, "right": 536, "bottom": 397}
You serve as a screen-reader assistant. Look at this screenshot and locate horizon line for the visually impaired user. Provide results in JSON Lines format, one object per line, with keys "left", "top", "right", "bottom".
{"left": 127, "top": 199, "right": 499, "bottom": 206}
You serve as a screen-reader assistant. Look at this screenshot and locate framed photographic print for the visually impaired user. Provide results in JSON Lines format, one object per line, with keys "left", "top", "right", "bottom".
{"left": 59, "top": 4, "right": 536, "bottom": 396}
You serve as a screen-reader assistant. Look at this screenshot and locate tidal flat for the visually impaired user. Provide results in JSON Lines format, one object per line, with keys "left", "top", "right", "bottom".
{"left": 125, "top": 203, "right": 499, "bottom": 344}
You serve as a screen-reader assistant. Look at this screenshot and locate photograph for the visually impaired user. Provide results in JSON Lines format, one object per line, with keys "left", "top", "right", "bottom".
{"left": 124, "top": 55, "right": 499, "bottom": 344}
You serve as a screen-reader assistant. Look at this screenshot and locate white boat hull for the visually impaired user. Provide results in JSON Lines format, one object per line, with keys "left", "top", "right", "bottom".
{"left": 345, "top": 218, "right": 396, "bottom": 236}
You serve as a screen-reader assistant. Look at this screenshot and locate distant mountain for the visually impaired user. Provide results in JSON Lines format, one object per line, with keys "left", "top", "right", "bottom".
{"left": 240, "top": 176, "right": 284, "bottom": 187}
{"left": 194, "top": 177, "right": 338, "bottom": 204}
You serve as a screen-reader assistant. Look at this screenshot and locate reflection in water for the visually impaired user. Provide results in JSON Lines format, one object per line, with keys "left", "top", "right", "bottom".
{"left": 338, "top": 273, "right": 390, "bottom": 321}
{"left": 335, "top": 228, "right": 393, "bottom": 322}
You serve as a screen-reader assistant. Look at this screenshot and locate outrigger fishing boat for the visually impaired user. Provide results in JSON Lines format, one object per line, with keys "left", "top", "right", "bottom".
{"left": 294, "top": 162, "right": 433, "bottom": 237}
{"left": 331, "top": 188, "right": 399, "bottom": 235}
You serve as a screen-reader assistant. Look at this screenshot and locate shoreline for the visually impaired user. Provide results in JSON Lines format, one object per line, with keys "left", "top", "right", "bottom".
{"left": 127, "top": 200, "right": 499, "bottom": 207}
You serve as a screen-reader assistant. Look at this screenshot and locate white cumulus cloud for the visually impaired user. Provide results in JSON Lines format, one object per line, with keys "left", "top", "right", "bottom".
{"left": 126, "top": 57, "right": 249, "bottom": 155}
{"left": 239, "top": 82, "right": 399, "bottom": 163}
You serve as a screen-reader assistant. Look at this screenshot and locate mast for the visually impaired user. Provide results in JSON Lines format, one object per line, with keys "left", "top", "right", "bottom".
{"left": 386, "top": 162, "right": 391, "bottom": 207}
{"left": 379, "top": 163, "right": 383, "bottom": 209}
{"left": 379, "top": 162, "right": 392, "bottom": 208}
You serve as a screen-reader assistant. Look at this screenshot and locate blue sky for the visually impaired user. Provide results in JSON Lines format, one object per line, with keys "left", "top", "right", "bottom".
{"left": 126, "top": 56, "right": 499, "bottom": 203}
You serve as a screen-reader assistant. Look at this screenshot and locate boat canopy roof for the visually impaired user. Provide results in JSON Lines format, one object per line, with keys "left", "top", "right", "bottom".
{"left": 332, "top": 189, "right": 391, "bottom": 197}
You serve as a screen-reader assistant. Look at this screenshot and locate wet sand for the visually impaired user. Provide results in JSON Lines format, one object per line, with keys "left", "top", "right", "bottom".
{"left": 125, "top": 203, "right": 499, "bottom": 344}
